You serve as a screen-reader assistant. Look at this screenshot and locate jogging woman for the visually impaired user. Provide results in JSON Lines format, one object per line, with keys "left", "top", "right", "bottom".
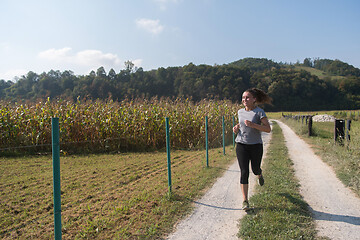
{"left": 233, "top": 88, "right": 272, "bottom": 210}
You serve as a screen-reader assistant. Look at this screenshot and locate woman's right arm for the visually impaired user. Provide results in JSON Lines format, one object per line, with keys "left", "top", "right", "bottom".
{"left": 233, "top": 123, "right": 240, "bottom": 134}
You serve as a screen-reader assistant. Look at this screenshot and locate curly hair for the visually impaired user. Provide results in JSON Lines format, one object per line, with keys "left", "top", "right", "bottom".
{"left": 245, "top": 88, "right": 272, "bottom": 105}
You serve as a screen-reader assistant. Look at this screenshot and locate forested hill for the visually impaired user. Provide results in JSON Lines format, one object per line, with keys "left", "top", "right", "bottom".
{"left": 228, "top": 58, "right": 281, "bottom": 72}
{"left": 1, "top": 58, "right": 359, "bottom": 111}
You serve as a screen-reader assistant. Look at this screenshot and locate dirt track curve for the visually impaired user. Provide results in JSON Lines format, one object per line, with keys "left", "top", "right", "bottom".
{"left": 275, "top": 120, "right": 360, "bottom": 240}
{"left": 166, "top": 120, "right": 360, "bottom": 240}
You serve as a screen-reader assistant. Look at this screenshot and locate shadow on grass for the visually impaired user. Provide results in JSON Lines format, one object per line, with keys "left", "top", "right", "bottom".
{"left": 308, "top": 207, "right": 360, "bottom": 226}
{"left": 279, "top": 192, "right": 360, "bottom": 226}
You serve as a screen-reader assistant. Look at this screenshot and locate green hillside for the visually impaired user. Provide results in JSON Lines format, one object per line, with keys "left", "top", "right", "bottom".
{"left": 293, "top": 66, "right": 347, "bottom": 82}
{"left": 1, "top": 57, "right": 359, "bottom": 111}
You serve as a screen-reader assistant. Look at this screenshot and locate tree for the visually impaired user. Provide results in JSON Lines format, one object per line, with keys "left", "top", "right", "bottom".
{"left": 124, "top": 60, "right": 135, "bottom": 73}
{"left": 0, "top": 80, "right": 13, "bottom": 99}
{"left": 10, "top": 71, "right": 39, "bottom": 99}
{"left": 108, "top": 68, "right": 116, "bottom": 80}
{"left": 1, "top": 58, "right": 359, "bottom": 111}
{"left": 61, "top": 70, "right": 76, "bottom": 91}
{"left": 35, "top": 70, "right": 62, "bottom": 98}
{"left": 96, "top": 66, "right": 107, "bottom": 77}
{"left": 303, "top": 58, "right": 313, "bottom": 67}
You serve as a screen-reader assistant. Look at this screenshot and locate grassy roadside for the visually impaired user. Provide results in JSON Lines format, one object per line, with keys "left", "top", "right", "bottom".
{"left": 282, "top": 118, "right": 360, "bottom": 198}
{"left": 238, "top": 121, "right": 323, "bottom": 239}
{"left": 0, "top": 146, "right": 235, "bottom": 239}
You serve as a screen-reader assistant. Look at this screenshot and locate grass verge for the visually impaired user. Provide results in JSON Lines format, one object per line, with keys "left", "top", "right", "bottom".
{"left": 238, "top": 121, "right": 322, "bottom": 239}
{"left": 282, "top": 118, "right": 360, "bottom": 198}
{"left": 0, "top": 146, "right": 235, "bottom": 239}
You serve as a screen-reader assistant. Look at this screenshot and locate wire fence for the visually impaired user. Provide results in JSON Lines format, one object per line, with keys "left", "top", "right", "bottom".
{"left": 1, "top": 116, "right": 235, "bottom": 156}
{"left": 281, "top": 113, "right": 352, "bottom": 144}
{"left": 1, "top": 114, "right": 237, "bottom": 239}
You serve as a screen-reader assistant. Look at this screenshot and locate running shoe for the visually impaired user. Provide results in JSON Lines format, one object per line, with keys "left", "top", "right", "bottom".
{"left": 258, "top": 175, "right": 264, "bottom": 186}
{"left": 242, "top": 200, "right": 250, "bottom": 210}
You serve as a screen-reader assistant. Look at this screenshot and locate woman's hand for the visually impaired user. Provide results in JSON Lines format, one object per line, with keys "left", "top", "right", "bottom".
{"left": 244, "top": 120, "right": 253, "bottom": 127}
{"left": 233, "top": 124, "right": 240, "bottom": 134}
{"left": 244, "top": 118, "right": 271, "bottom": 133}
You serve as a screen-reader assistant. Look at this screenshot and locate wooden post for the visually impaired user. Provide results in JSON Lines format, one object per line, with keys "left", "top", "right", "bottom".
{"left": 334, "top": 119, "right": 345, "bottom": 145}
{"left": 308, "top": 116, "right": 313, "bottom": 136}
{"left": 346, "top": 119, "right": 351, "bottom": 141}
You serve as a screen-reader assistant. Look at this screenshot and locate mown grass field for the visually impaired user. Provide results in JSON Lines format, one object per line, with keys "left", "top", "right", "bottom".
{"left": 0, "top": 146, "right": 236, "bottom": 239}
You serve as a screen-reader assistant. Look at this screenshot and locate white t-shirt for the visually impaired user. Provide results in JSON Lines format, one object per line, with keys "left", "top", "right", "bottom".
{"left": 235, "top": 107, "right": 267, "bottom": 144}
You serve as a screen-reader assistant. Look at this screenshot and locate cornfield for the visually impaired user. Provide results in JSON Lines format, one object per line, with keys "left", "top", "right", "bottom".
{"left": 0, "top": 98, "right": 241, "bottom": 155}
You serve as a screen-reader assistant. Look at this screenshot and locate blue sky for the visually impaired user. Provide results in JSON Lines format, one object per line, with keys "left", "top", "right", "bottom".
{"left": 1, "top": 0, "right": 359, "bottom": 81}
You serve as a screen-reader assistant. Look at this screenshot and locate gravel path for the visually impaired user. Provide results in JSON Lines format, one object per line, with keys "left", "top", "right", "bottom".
{"left": 166, "top": 131, "right": 272, "bottom": 240}
{"left": 166, "top": 121, "right": 360, "bottom": 240}
{"left": 275, "top": 120, "right": 360, "bottom": 240}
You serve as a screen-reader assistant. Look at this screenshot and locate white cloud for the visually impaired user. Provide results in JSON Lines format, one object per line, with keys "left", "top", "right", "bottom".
{"left": 0, "top": 69, "right": 28, "bottom": 81}
{"left": 136, "top": 18, "right": 164, "bottom": 35}
{"left": 38, "top": 47, "right": 121, "bottom": 67}
{"left": 76, "top": 50, "right": 122, "bottom": 67}
{"left": 132, "top": 59, "right": 143, "bottom": 67}
{"left": 38, "top": 47, "right": 72, "bottom": 60}
{"left": 38, "top": 47, "right": 142, "bottom": 74}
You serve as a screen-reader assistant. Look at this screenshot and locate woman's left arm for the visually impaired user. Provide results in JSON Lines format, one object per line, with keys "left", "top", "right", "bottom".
{"left": 244, "top": 117, "right": 271, "bottom": 133}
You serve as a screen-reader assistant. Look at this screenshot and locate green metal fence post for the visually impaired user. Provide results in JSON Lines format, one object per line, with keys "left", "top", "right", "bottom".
{"left": 52, "top": 117, "right": 61, "bottom": 240}
{"left": 165, "top": 117, "right": 172, "bottom": 193}
{"left": 222, "top": 116, "right": 225, "bottom": 155}
{"left": 232, "top": 116, "right": 235, "bottom": 147}
{"left": 205, "top": 116, "right": 209, "bottom": 167}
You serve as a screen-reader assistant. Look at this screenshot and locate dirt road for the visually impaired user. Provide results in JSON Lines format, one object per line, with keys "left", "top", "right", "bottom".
{"left": 166, "top": 121, "right": 360, "bottom": 239}
{"left": 166, "top": 132, "right": 272, "bottom": 240}
{"left": 275, "top": 120, "right": 360, "bottom": 240}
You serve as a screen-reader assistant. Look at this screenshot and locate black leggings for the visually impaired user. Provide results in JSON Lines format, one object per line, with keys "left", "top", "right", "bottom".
{"left": 236, "top": 143, "right": 263, "bottom": 184}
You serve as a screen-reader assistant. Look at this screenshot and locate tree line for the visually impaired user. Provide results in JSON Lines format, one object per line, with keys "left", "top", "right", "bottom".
{"left": 1, "top": 58, "right": 359, "bottom": 111}
{"left": 302, "top": 58, "right": 360, "bottom": 77}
